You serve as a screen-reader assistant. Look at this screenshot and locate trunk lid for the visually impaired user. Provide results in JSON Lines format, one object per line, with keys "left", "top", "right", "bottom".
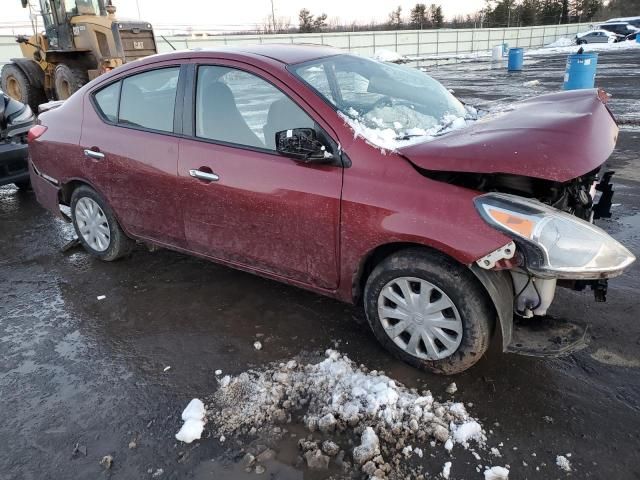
{"left": 398, "top": 89, "right": 618, "bottom": 183}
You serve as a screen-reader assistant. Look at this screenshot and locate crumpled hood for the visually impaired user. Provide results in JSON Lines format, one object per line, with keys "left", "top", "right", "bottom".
{"left": 398, "top": 89, "right": 618, "bottom": 183}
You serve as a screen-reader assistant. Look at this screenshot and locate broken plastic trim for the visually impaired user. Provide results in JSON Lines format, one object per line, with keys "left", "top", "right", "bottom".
{"left": 476, "top": 241, "right": 516, "bottom": 270}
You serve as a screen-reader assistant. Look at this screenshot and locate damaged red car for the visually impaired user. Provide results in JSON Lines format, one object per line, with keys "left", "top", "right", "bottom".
{"left": 28, "top": 45, "right": 635, "bottom": 374}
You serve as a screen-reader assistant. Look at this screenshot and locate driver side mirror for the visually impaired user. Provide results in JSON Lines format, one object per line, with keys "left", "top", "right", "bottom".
{"left": 275, "top": 128, "right": 334, "bottom": 164}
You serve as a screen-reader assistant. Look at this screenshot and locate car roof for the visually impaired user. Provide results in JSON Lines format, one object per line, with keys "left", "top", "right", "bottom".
{"left": 142, "top": 44, "right": 344, "bottom": 66}
{"left": 599, "top": 21, "right": 633, "bottom": 25}
{"left": 606, "top": 17, "right": 640, "bottom": 22}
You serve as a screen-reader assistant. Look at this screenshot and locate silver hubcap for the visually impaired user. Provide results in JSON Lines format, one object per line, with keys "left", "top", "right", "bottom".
{"left": 74, "top": 197, "right": 111, "bottom": 252}
{"left": 377, "top": 276, "right": 463, "bottom": 360}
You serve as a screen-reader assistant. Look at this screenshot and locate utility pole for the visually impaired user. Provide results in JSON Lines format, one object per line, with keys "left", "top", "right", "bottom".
{"left": 136, "top": 0, "right": 141, "bottom": 20}
{"left": 270, "top": 0, "right": 276, "bottom": 33}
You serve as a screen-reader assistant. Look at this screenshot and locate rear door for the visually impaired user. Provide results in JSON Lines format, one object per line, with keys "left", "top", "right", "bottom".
{"left": 81, "top": 63, "right": 186, "bottom": 248}
{"left": 177, "top": 62, "right": 343, "bottom": 289}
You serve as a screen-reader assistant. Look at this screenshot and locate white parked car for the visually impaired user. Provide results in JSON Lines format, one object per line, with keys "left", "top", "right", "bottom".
{"left": 575, "top": 29, "right": 621, "bottom": 44}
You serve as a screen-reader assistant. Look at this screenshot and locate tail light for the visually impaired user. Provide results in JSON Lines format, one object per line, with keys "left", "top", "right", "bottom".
{"left": 27, "top": 125, "right": 47, "bottom": 143}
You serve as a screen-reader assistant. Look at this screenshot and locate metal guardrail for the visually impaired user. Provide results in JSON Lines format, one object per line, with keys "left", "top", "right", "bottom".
{"left": 0, "top": 23, "right": 590, "bottom": 66}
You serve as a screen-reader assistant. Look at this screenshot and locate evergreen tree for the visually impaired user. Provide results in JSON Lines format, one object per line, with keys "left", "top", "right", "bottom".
{"left": 519, "top": 0, "right": 540, "bottom": 26}
{"left": 313, "top": 13, "right": 328, "bottom": 31}
{"left": 299, "top": 9, "right": 314, "bottom": 33}
{"left": 388, "top": 6, "right": 404, "bottom": 28}
{"left": 410, "top": 4, "right": 429, "bottom": 29}
{"left": 430, "top": 4, "right": 444, "bottom": 28}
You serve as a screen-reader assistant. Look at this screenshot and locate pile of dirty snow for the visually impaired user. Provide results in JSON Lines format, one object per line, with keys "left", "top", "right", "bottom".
{"left": 340, "top": 104, "right": 477, "bottom": 152}
{"left": 200, "top": 350, "right": 498, "bottom": 478}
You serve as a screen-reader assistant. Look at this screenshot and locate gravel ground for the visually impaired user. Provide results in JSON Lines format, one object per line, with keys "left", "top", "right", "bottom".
{"left": 1, "top": 47, "right": 639, "bottom": 479}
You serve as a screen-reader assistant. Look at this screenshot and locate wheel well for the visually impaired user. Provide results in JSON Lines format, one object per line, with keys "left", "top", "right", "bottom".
{"left": 59, "top": 180, "right": 89, "bottom": 206}
{"left": 352, "top": 242, "right": 457, "bottom": 305}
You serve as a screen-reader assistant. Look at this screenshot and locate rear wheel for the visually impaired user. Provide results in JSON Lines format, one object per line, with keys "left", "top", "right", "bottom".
{"left": 54, "top": 63, "right": 88, "bottom": 100}
{"left": 364, "top": 248, "right": 495, "bottom": 375}
{"left": 1, "top": 63, "right": 46, "bottom": 111}
{"left": 70, "top": 186, "right": 133, "bottom": 261}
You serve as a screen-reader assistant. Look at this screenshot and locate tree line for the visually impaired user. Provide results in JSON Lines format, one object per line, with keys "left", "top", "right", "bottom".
{"left": 254, "top": 1, "right": 639, "bottom": 35}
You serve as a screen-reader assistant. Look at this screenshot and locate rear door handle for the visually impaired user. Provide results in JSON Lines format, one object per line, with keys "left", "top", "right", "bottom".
{"left": 189, "top": 169, "right": 219, "bottom": 182}
{"left": 84, "top": 149, "right": 105, "bottom": 160}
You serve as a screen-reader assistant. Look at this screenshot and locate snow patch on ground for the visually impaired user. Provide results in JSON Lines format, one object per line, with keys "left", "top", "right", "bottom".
{"left": 484, "top": 465, "right": 510, "bottom": 479}
{"left": 175, "top": 398, "right": 206, "bottom": 443}
{"left": 556, "top": 454, "right": 572, "bottom": 471}
{"left": 200, "top": 350, "right": 498, "bottom": 477}
{"left": 407, "top": 36, "right": 639, "bottom": 63}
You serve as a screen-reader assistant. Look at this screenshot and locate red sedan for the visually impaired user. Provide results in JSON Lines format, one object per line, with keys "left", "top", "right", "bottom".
{"left": 28, "top": 45, "right": 634, "bottom": 374}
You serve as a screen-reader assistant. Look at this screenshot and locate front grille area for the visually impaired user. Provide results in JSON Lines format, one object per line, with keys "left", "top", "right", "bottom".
{"left": 118, "top": 29, "right": 157, "bottom": 63}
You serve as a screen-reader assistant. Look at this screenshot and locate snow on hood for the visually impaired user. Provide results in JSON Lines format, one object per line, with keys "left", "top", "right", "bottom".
{"left": 340, "top": 104, "right": 478, "bottom": 153}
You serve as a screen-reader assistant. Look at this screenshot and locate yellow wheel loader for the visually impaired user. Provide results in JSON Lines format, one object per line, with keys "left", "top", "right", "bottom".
{"left": 1, "top": 0, "right": 158, "bottom": 111}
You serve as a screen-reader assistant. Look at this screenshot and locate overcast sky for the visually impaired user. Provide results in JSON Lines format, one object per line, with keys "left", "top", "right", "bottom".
{"left": 2, "top": 1, "right": 486, "bottom": 32}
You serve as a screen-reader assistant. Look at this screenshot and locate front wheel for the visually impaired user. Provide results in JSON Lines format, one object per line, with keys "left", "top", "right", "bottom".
{"left": 70, "top": 185, "right": 133, "bottom": 261}
{"left": 364, "top": 248, "right": 495, "bottom": 375}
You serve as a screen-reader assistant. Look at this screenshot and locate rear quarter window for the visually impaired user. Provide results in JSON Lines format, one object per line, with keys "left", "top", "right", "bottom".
{"left": 94, "top": 81, "right": 121, "bottom": 122}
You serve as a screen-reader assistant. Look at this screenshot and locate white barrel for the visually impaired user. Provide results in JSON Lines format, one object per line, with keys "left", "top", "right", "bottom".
{"left": 492, "top": 45, "right": 503, "bottom": 61}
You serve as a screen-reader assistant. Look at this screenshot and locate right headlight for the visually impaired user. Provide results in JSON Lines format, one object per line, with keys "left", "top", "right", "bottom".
{"left": 474, "top": 193, "right": 635, "bottom": 279}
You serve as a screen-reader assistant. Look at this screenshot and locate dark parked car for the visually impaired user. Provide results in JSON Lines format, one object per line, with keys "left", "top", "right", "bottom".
{"left": 1, "top": 91, "right": 34, "bottom": 190}
{"left": 598, "top": 21, "right": 639, "bottom": 37}
{"left": 28, "top": 46, "right": 635, "bottom": 374}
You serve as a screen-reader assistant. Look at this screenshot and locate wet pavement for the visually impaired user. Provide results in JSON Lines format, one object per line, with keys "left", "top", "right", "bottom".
{"left": 2, "top": 47, "right": 640, "bottom": 479}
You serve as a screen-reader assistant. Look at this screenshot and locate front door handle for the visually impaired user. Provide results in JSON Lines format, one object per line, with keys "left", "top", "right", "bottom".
{"left": 84, "top": 149, "right": 105, "bottom": 160}
{"left": 189, "top": 169, "right": 219, "bottom": 182}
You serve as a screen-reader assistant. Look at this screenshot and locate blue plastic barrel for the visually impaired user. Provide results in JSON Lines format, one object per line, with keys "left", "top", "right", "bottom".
{"left": 563, "top": 52, "right": 598, "bottom": 90}
{"left": 636, "top": 35, "right": 640, "bottom": 44}
{"left": 508, "top": 48, "right": 524, "bottom": 71}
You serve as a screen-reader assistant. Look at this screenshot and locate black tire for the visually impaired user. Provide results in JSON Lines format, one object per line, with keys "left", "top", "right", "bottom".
{"left": 70, "top": 185, "right": 133, "bottom": 261}
{"left": 14, "top": 180, "right": 31, "bottom": 191}
{"left": 363, "top": 248, "right": 495, "bottom": 375}
{"left": 54, "top": 63, "right": 89, "bottom": 101}
{"left": 577, "top": 39, "right": 587, "bottom": 45}
{"left": 1, "top": 63, "right": 46, "bottom": 112}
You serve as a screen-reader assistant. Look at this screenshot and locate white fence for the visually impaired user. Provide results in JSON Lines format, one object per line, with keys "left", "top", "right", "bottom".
{"left": 1, "top": 23, "right": 590, "bottom": 66}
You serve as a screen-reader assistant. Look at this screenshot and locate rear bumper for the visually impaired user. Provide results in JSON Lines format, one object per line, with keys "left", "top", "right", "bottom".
{"left": 0, "top": 142, "right": 29, "bottom": 186}
{"left": 29, "top": 160, "right": 66, "bottom": 220}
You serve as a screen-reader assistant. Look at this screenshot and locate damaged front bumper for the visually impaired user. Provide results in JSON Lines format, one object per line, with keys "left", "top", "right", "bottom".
{"left": 471, "top": 184, "right": 635, "bottom": 357}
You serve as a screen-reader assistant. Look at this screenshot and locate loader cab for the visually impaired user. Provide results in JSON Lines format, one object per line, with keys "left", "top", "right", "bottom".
{"left": 38, "top": 0, "right": 107, "bottom": 50}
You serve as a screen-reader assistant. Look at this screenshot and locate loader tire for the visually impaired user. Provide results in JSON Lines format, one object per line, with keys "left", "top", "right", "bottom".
{"left": 1, "top": 63, "right": 46, "bottom": 112}
{"left": 54, "top": 64, "right": 89, "bottom": 101}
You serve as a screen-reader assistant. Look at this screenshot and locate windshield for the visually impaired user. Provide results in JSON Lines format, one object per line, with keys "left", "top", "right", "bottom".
{"left": 65, "top": 0, "right": 102, "bottom": 16}
{"left": 292, "top": 54, "right": 469, "bottom": 141}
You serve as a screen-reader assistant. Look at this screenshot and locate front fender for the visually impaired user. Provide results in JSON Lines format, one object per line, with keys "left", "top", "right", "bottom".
{"left": 469, "top": 265, "right": 514, "bottom": 350}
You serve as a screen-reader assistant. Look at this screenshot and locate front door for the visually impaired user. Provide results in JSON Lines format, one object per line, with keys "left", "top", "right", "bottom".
{"left": 177, "top": 64, "right": 342, "bottom": 289}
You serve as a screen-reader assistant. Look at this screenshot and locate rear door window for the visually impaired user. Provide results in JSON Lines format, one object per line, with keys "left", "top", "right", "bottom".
{"left": 118, "top": 67, "right": 180, "bottom": 132}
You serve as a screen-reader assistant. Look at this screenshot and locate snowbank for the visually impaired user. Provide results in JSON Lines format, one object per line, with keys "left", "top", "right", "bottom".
{"left": 372, "top": 49, "right": 407, "bottom": 63}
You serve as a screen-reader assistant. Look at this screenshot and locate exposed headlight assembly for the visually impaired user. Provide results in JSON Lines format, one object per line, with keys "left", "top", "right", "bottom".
{"left": 474, "top": 193, "right": 635, "bottom": 279}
